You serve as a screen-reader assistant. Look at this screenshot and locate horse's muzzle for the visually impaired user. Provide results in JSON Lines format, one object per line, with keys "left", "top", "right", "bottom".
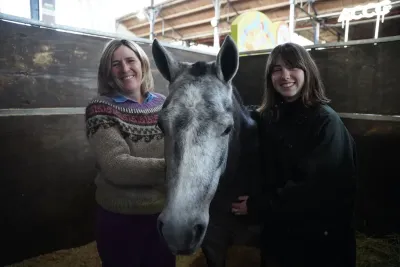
{"left": 157, "top": 213, "right": 207, "bottom": 255}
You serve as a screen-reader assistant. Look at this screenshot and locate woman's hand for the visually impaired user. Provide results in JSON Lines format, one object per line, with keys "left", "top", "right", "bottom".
{"left": 231, "top": 196, "right": 249, "bottom": 215}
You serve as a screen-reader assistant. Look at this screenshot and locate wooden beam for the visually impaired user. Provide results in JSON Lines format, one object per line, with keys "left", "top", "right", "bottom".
{"left": 132, "top": 0, "right": 386, "bottom": 44}
{"left": 127, "top": 0, "right": 241, "bottom": 31}
{"left": 135, "top": 2, "right": 290, "bottom": 37}
{"left": 115, "top": 0, "right": 191, "bottom": 23}
{"left": 181, "top": 28, "right": 231, "bottom": 40}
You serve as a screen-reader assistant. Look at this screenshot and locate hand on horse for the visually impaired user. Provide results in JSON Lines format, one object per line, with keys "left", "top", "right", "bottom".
{"left": 231, "top": 195, "right": 248, "bottom": 216}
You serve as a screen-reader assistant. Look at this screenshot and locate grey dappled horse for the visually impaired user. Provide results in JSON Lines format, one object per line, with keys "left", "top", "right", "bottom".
{"left": 153, "top": 36, "right": 262, "bottom": 267}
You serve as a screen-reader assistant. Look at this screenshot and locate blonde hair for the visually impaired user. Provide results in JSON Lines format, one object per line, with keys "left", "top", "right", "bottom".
{"left": 97, "top": 39, "right": 154, "bottom": 96}
{"left": 258, "top": 42, "right": 330, "bottom": 115}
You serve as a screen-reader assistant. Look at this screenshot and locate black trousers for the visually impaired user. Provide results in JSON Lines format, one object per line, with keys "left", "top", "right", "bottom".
{"left": 259, "top": 225, "right": 356, "bottom": 267}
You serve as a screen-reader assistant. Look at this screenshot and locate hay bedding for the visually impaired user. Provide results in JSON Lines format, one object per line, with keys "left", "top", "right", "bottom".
{"left": 7, "top": 233, "right": 400, "bottom": 267}
{"left": 6, "top": 243, "right": 259, "bottom": 267}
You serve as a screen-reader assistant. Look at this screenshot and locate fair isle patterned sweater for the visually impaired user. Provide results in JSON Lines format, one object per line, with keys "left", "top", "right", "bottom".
{"left": 85, "top": 93, "right": 166, "bottom": 215}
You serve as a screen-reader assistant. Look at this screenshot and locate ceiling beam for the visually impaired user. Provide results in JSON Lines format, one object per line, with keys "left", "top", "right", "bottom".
{"left": 128, "top": 0, "right": 241, "bottom": 31}
{"left": 136, "top": 2, "right": 290, "bottom": 37}
{"left": 116, "top": 0, "right": 191, "bottom": 22}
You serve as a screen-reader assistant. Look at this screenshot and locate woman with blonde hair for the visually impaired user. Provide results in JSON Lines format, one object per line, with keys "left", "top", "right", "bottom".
{"left": 85, "top": 39, "right": 175, "bottom": 266}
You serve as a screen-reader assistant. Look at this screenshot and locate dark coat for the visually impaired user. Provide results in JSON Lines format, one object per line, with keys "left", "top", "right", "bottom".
{"left": 247, "top": 99, "right": 358, "bottom": 267}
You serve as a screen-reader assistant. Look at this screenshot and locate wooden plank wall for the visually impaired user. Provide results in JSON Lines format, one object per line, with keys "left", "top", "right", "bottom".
{"left": 234, "top": 42, "right": 400, "bottom": 115}
{"left": 0, "top": 19, "right": 215, "bottom": 266}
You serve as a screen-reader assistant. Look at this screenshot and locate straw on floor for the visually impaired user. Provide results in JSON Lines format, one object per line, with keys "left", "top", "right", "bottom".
{"left": 7, "top": 232, "right": 400, "bottom": 267}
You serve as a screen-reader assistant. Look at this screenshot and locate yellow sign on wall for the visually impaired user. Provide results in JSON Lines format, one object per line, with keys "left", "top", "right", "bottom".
{"left": 231, "top": 11, "right": 290, "bottom": 52}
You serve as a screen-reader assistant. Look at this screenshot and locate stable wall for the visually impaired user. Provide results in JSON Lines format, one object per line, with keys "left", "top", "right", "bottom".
{"left": 0, "top": 18, "right": 215, "bottom": 266}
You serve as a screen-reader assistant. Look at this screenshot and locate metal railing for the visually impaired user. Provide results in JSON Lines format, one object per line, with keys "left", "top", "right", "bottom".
{"left": 0, "top": 108, "right": 399, "bottom": 122}
{"left": 239, "top": 35, "right": 400, "bottom": 56}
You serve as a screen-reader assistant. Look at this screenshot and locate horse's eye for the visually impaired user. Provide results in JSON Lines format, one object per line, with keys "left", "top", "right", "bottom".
{"left": 221, "top": 125, "right": 232, "bottom": 136}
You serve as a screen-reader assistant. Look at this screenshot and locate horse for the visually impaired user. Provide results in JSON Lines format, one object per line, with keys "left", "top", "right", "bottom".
{"left": 152, "top": 35, "right": 263, "bottom": 267}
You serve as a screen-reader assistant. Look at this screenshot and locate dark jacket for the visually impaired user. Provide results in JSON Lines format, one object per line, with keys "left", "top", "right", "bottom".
{"left": 247, "top": 99, "right": 358, "bottom": 267}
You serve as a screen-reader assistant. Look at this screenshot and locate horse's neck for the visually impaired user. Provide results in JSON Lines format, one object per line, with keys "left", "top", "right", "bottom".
{"left": 219, "top": 93, "right": 251, "bottom": 182}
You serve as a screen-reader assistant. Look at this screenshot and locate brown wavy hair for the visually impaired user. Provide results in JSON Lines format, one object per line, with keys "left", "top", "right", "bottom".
{"left": 258, "top": 42, "right": 330, "bottom": 115}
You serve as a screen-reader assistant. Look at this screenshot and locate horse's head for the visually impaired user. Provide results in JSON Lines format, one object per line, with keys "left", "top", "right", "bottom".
{"left": 152, "top": 36, "right": 239, "bottom": 255}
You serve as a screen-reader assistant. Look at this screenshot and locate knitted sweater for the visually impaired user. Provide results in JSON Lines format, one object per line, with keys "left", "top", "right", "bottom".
{"left": 85, "top": 93, "right": 166, "bottom": 215}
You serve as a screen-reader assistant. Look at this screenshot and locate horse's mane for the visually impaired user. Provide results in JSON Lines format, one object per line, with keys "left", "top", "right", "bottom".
{"left": 221, "top": 84, "right": 258, "bottom": 186}
{"left": 231, "top": 85, "right": 258, "bottom": 128}
{"left": 229, "top": 85, "right": 256, "bottom": 150}
{"left": 232, "top": 86, "right": 247, "bottom": 112}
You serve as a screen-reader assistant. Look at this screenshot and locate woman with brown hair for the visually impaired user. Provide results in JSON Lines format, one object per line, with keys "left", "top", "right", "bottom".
{"left": 232, "top": 42, "right": 358, "bottom": 267}
{"left": 85, "top": 39, "right": 175, "bottom": 266}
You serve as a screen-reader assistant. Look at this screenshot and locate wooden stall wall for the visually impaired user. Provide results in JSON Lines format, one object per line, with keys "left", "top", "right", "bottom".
{"left": 0, "top": 19, "right": 215, "bottom": 266}
{"left": 1, "top": 15, "right": 399, "bottom": 266}
{"left": 233, "top": 40, "right": 400, "bottom": 237}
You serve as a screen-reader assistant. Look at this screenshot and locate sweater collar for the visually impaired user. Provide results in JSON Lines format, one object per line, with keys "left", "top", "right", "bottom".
{"left": 111, "top": 92, "right": 156, "bottom": 104}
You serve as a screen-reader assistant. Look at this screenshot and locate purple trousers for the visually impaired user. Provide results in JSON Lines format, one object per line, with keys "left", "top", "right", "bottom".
{"left": 95, "top": 205, "right": 176, "bottom": 267}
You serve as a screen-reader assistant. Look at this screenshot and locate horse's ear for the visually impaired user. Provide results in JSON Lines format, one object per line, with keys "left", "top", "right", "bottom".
{"left": 152, "top": 39, "right": 180, "bottom": 83}
{"left": 215, "top": 35, "right": 239, "bottom": 84}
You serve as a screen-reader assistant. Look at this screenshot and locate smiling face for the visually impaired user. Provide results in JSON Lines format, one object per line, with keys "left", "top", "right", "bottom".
{"left": 271, "top": 57, "right": 305, "bottom": 102}
{"left": 111, "top": 45, "right": 143, "bottom": 97}
{"left": 259, "top": 42, "right": 332, "bottom": 111}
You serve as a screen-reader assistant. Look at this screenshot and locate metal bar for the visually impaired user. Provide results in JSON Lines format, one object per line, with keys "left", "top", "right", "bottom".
{"left": 213, "top": 0, "right": 221, "bottom": 49}
{"left": 0, "top": 108, "right": 85, "bottom": 117}
{"left": 119, "top": 0, "right": 252, "bottom": 24}
{"left": 298, "top": 0, "right": 323, "bottom": 44}
{"left": 239, "top": 35, "right": 400, "bottom": 56}
{"left": 115, "top": 0, "right": 190, "bottom": 23}
{"left": 157, "top": 34, "right": 180, "bottom": 41}
{"left": 287, "top": 1, "right": 400, "bottom": 23}
{"left": 296, "top": 14, "right": 400, "bottom": 31}
{"left": 289, "top": 0, "right": 295, "bottom": 41}
{"left": 326, "top": 27, "right": 342, "bottom": 41}
{"left": 158, "top": 15, "right": 183, "bottom": 38}
{"left": 334, "top": 13, "right": 400, "bottom": 26}
{"left": 314, "top": 21, "right": 320, "bottom": 44}
{"left": 1, "top": 108, "right": 399, "bottom": 122}
{"left": 0, "top": 13, "right": 217, "bottom": 56}
{"left": 144, "top": 0, "right": 162, "bottom": 41}
{"left": 344, "top": 18, "right": 350, "bottom": 42}
{"left": 150, "top": 0, "right": 155, "bottom": 41}
{"left": 126, "top": 0, "right": 241, "bottom": 30}
{"left": 296, "top": 5, "right": 316, "bottom": 21}
{"left": 374, "top": 13, "right": 381, "bottom": 39}
{"left": 226, "top": 0, "right": 240, "bottom": 16}
{"left": 30, "top": 0, "right": 40, "bottom": 21}
{"left": 135, "top": 2, "right": 290, "bottom": 35}
{"left": 180, "top": 28, "right": 231, "bottom": 41}
{"left": 291, "top": 11, "right": 342, "bottom": 22}
{"left": 338, "top": 113, "right": 400, "bottom": 122}
{"left": 311, "top": 1, "right": 318, "bottom": 16}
